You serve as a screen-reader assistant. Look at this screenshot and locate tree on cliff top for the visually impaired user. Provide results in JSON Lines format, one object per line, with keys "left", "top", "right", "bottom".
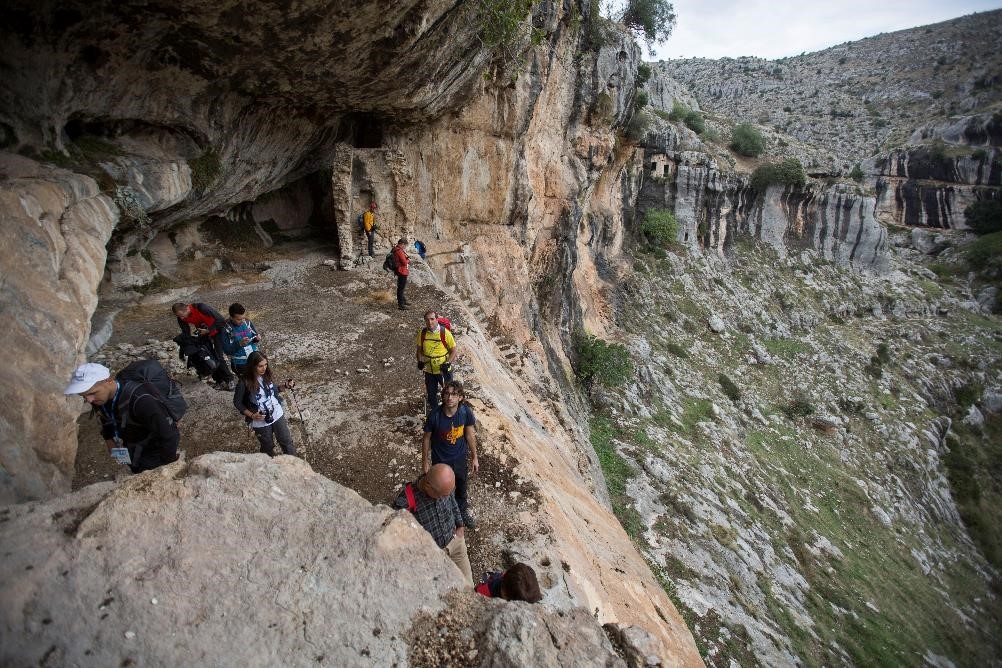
{"left": 611, "top": 0, "right": 676, "bottom": 55}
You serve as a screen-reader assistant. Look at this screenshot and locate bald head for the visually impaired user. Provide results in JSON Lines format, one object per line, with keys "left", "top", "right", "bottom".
{"left": 423, "top": 464, "right": 456, "bottom": 498}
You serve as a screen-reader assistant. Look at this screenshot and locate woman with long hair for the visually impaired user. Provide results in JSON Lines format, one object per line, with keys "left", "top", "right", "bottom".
{"left": 233, "top": 351, "right": 296, "bottom": 457}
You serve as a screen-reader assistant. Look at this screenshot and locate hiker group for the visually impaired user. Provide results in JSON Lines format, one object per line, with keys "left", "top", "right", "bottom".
{"left": 63, "top": 230, "right": 541, "bottom": 600}
{"left": 65, "top": 301, "right": 300, "bottom": 473}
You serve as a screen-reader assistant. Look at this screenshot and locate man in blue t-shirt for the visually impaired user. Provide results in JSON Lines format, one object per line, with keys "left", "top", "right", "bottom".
{"left": 422, "top": 380, "right": 479, "bottom": 527}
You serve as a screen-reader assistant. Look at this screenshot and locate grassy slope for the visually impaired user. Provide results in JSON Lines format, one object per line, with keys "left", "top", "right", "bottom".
{"left": 590, "top": 241, "right": 1002, "bottom": 666}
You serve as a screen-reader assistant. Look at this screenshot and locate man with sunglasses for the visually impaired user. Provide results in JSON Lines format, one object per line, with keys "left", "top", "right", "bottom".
{"left": 422, "top": 380, "right": 479, "bottom": 528}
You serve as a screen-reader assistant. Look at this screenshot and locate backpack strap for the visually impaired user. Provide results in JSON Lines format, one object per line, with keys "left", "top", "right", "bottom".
{"left": 121, "top": 380, "right": 179, "bottom": 423}
{"left": 404, "top": 483, "right": 417, "bottom": 512}
{"left": 421, "top": 328, "right": 453, "bottom": 357}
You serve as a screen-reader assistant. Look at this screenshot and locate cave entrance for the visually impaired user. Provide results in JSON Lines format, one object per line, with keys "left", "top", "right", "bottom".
{"left": 348, "top": 113, "right": 384, "bottom": 149}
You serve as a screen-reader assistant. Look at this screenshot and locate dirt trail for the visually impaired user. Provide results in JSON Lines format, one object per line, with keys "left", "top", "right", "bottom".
{"left": 72, "top": 243, "right": 543, "bottom": 579}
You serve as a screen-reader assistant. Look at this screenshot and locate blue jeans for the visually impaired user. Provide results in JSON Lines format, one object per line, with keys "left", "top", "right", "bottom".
{"left": 254, "top": 415, "right": 296, "bottom": 456}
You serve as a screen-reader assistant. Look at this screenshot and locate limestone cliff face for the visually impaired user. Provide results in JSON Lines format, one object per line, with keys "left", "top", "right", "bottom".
{"left": 637, "top": 128, "right": 889, "bottom": 270}
{"left": 868, "top": 113, "right": 1002, "bottom": 229}
{"left": 0, "top": 0, "right": 705, "bottom": 663}
{"left": 0, "top": 154, "right": 116, "bottom": 504}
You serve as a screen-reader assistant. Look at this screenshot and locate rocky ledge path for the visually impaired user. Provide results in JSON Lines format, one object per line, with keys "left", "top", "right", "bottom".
{"left": 73, "top": 243, "right": 542, "bottom": 581}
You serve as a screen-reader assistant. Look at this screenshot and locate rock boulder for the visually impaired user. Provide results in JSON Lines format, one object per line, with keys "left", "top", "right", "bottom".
{"left": 0, "top": 453, "right": 629, "bottom": 666}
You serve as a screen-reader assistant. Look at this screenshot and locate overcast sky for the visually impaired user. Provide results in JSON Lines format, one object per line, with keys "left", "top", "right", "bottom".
{"left": 650, "top": 0, "right": 1002, "bottom": 60}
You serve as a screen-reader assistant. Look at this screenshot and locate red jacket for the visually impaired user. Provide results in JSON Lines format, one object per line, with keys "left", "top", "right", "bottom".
{"left": 178, "top": 303, "right": 225, "bottom": 337}
{"left": 392, "top": 245, "right": 410, "bottom": 276}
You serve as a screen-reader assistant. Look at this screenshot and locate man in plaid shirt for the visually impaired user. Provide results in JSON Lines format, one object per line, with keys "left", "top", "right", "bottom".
{"left": 393, "top": 463, "right": 473, "bottom": 586}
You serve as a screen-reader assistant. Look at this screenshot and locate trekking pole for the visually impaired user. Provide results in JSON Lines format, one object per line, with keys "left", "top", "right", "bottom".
{"left": 285, "top": 380, "right": 311, "bottom": 446}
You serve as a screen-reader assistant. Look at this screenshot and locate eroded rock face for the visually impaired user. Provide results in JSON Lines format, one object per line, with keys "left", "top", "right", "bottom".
{"left": 870, "top": 116, "right": 1002, "bottom": 229}
{"left": 0, "top": 0, "right": 497, "bottom": 244}
{"left": 0, "top": 153, "right": 115, "bottom": 504}
{"left": 0, "top": 452, "right": 635, "bottom": 666}
{"left": 639, "top": 133, "right": 889, "bottom": 270}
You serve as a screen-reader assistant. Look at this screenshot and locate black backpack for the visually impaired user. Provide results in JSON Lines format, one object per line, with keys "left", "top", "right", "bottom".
{"left": 117, "top": 359, "right": 188, "bottom": 421}
{"left": 173, "top": 333, "right": 219, "bottom": 377}
{"left": 382, "top": 251, "right": 398, "bottom": 273}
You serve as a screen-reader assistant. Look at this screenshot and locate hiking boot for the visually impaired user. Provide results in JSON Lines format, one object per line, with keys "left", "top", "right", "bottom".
{"left": 398, "top": 304, "right": 409, "bottom": 310}
{"left": 462, "top": 511, "right": 477, "bottom": 529}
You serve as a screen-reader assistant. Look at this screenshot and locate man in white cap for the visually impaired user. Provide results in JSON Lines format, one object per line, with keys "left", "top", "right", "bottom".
{"left": 64, "top": 362, "right": 181, "bottom": 473}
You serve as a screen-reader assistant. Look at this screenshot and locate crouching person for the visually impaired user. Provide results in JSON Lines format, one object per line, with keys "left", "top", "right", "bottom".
{"left": 393, "top": 464, "right": 473, "bottom": 587}
{"left": 234, "top": 351, "right": 296, "bottom": 457}
{"left": 475, "top": 563, "right": 542, "bottom": 602}
{"left": 64, "top": 362, "right": 181, "bottom": 473}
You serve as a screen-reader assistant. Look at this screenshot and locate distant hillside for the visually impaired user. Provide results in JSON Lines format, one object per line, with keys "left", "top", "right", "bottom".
{"left": 657, "top": 10, "right": 1002, "bottom": 172}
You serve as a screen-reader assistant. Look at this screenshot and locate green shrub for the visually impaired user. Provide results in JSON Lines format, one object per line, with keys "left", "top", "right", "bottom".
{"left": 590, "top": 416, "right": 643, "bottom": 539}
{"left": 667, "top": 101, "right": 704, "bottom": 134}
{"left": 750, "top": 158, "right": 806, "bottom": 192}
{"left": 591, "top": 92, "right": 615, "bottom": 126}
{"left": 625, "top": 109, "right": 653, "bottom": 141}
{"left": 474, "top": 0, "right": 544, "bottom": 78}
{"left": 718, "top": 374, "right": 741, "bottom": 401}
{"left": 641, "top": 208, "right": 678, "bottom": 246}
{"left": 668, "top": 100, "right": 686, "bottom": 121}
{"left": 966, "top": 232, "right": 1002, "bottom": 270}
{"left": 875, "top": 342, "right": 891, "bottom": 365}
{"left": 634, "top": 89, "right": 649, "bottom": 111}
{"left": 781, "top": 397, "right": 815, "bottom": 419}
{"left": 72, "top": 135, "right": 122, "bottom": 159}
{"left": 702, "top": 127, "right": 721, "bottom": 143}
{"left": 971, "top": 148, "right": 988, "bottom": 161}
{"left": 665, "top": 342, "right": 688, "bottom": 358}
{"left": 964, "top": 200, "right": 1002, "bottom": 236}
{"left": 574, "top": 331, "right": 633, "bottom": 388}
{"left": 683, "top": 110, "right": 705, "bottom": 134}
{"left": 730, "top": 123, "right": 765, "bottom": 157}
{"left": 849, "top": 164, "right": 864, "bottom": 181}
{"left": 636, "top": 62, "right": 652, "bottom": 87}
{"left": 955, "top": 380, "right": 983, "bottom": 408}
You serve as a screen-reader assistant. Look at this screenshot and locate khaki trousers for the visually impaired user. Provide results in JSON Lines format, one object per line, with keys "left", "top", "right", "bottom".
{"left": 445, "top": 533, "right": 473, "bottom": 587}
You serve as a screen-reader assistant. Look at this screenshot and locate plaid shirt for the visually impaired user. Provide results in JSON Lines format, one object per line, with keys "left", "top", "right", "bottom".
{"left": 393, "top": 478, "right": 464, "bottom": 548}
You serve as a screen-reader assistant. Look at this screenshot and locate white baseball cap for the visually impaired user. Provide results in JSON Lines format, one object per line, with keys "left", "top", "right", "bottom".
{"left": 64, "top": 363, "right": 111, "bottom": 394}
